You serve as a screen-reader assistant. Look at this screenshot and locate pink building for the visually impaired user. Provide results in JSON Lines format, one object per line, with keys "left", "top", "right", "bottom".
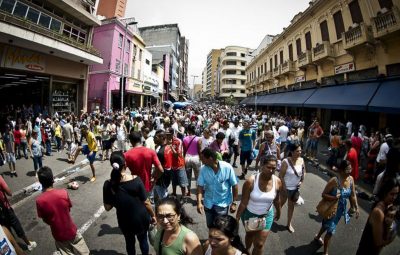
{"left": 88, "top": 18, "right": 134, "bottom": 111}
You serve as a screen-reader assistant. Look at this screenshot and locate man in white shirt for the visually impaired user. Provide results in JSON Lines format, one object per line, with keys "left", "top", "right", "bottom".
{"left": 376, "top": 134, "right": 393, "bottom": 178}
{"left": 230, "top": 119, "right": 242, "bottom": 167}
{"left": 346, "top": 121, "right": 352, "bottom": 139}
{"left": 278, "top": 121, "right": 289, "bottom": 151}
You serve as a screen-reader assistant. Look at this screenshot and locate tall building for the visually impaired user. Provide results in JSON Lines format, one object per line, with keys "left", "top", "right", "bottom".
{"left": 139, "top": 24, "right": 188, "bottom": 102}
{"left": 0, "top": 0, "right": 102, "bottom": 114}
{"left": 244, "top": 0, "right": 400, "bottom": 129}
{"left": 205, "top": 49, "right": 223, "bottom": 99}
{"left": 219, "top": 46, "right": 253, "bottom": 103}
{"left": 179, "top": 36, "right": 189, "bottom": 100}
{"left": 97, "top": 0, "right": 127, "bottom": 19}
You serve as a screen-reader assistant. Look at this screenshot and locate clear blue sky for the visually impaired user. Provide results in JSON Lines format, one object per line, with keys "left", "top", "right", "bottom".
{"left": 126, "top": 0, "right": 310, "bottom": 86}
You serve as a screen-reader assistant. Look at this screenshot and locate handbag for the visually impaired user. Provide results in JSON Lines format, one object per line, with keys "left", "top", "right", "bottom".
{"left": 316, "top": 178, "right": 339, "bottom": 219}
{"left": 244, "top": 202, "right": 273, "bottom": 232}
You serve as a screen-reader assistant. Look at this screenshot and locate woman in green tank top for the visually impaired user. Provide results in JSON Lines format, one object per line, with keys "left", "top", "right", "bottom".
{"left": 154, "top": 197, "right": 203, "bottom": 255}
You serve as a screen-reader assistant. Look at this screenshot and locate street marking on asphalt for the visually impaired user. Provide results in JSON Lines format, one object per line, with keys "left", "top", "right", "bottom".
{"left": 78, "top": 205, "right": 105, "bottom": 235}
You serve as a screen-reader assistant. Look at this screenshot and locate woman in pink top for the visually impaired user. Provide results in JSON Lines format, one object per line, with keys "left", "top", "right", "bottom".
{"left": 183, "top": 125, "right": 201, "bottom": 197}
{"left": 13, "top": 126, "right": 22, "bottom": 159}
{"left": 19, "top": 124, "right": 28, "bottom": 159}
{"left": 210, "top": 132, "right": 230, "bottom": 162}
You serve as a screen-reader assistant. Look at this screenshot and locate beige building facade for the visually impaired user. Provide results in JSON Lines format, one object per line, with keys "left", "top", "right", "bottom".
{"left": 245, "top": 0, "right": 400, "bottom": 129}
{"left": 205, "top": 49, "right": 223, "bottom": 98}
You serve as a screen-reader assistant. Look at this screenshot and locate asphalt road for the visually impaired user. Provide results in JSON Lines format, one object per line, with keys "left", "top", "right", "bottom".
{"left": 8, "top": 157, "right": 399, "bottom": 255}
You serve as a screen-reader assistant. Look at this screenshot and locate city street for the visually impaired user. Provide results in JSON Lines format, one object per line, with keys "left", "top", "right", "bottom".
{"left": 4, "top": 154, "right": 399, "bottom": 255}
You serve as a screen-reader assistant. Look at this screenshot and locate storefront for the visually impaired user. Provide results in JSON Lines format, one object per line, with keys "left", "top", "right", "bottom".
{"left": 0, "top": 44, "right": 87, "bottom": 118}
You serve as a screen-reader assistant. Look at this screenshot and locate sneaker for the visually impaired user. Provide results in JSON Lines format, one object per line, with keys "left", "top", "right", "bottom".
{"left": 27, "top": 241, "right": 37, "bottom": 251}
{"left": 90, "top": 176, "right": 96, "bottom": 182}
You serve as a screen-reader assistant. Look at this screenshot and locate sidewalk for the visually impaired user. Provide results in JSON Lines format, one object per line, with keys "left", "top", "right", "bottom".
{"left": 304, "top": 136, "right": 374, "bottom": 199}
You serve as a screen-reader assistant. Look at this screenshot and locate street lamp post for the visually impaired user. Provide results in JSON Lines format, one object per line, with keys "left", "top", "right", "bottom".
{"left": 120, "top": 19, "right": 138, "bottom": 111}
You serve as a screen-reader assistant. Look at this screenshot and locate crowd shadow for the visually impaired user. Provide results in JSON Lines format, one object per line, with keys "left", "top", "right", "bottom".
{"left": 97, "top": 224, "right": 122, "bottom": 236}
{"left": 56, "top": 157, "right": 70, "bottom": 163}
{"left": 270, "top": 222, "right": 288, "bottom": 233}
{"left": 90, "top": 250, "right": 125, "bottom": 255}
{"left": 284, "top": 240, "right": 322, "bottom": 255}
{"left": 26, "top": 171, "right": 36, "bottom": 177}
{"left": 71, "top": 175, "right": 91, "bottom": 184}
{"left": 308, "top": 212, "right": 322, "bottom": 223}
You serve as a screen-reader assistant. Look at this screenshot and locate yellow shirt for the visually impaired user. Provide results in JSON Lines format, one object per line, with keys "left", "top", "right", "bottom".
{"left": 86, "top": 131, "right": 98, "bottom": 152}
{"left": 55, "top": 125, "right": 62, "bottom": 138}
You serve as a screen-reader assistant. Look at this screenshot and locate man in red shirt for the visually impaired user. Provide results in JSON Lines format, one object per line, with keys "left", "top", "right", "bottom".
{"left": 165, "top": 127, "right": 188, "bottom": 200}
{"left": 345, "top": 139, "right": 359, "bottom": 181}
{"left": 125, "top": 131, "right": 163, "bottom": 193}
{"left": 36, "top": 166, "right": 90, "bottom": 254}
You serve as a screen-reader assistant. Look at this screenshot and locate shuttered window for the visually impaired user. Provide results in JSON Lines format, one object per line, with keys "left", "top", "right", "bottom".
{"left": 288, "top": 44, "right": 293, "bottom": 61}
{"left": 320, "top": 20, "right": 330, "bottom": 42}
{"left": 379, "top": 0, "right": 393, "bottom": 9}
{"left": 279, "top": 51, "right": 284, "bottom": 64}
{"left": 305, "top": 32, "right": 312, "bottom": 50}
{"left": 296, "top": 38, "right": 302, "bottom": 56}
{"left": 333, "top": 11, "right": 345, "bottom": 39}
{"left": 349, "top": 0, "right": 363, "bottom": 24}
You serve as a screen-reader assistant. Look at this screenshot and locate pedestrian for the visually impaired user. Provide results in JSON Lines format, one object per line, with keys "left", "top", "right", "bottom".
{"left": 154, "top": 130, "right": 172, "bottom": 202}
{"left": 116, "top": 119, "right": 127, "bottom": 152}
{"left": 165, "top": 127, "right": 188, "bottom": 200}
{"left": 203, "top": 215, "right": 248, "bottom": 255}
{"left": 373, "top": 145, "right": 400, "bottom": 197}
{"left": 327, "top": 129, "right": 341, "bottom": 168}
{"left": 100, "top": 118, "right": 112, "bottom": 161}
{"left": 125, "top": 131, "right": 163, "bottom": 195}
{"left": 236, "top": 155, "right": 282, "bottom": 255}
{"left": 36, "top": 166, "right": 89, "bottom": 254}
{"left": 238, "top": 120, "right": 256, "bottom": 180}
{"left": 230, "top": 119, "right": 242, "bottom": 168}
{"left": 197, "top": 148, "right": 239, "bottom": 228}
{"left": 344, "top": 139, "right": 359, "bottom": 181}
{"left": 279, "top": 142, "right": 305, "bottom": 233}
{"left": 183, "top": 125, "right": 201, "bottom": 197}
{"left": 154, "top": 197, "right": 202, "bottom": 255}
{"left": 27, "top": 130, "right": 43, "bottom": 175}
{"left": 314, "top": 160, "right": 360, "bottom": 255}
{"left": 0, "top": 175, "right": 37, "bottom": 251}
{"left": 62, "top": 117, "right": 74, "bottom": 161}
{"left": 209, "top": 132, "right": 230, "bottom": 162}
{"left": 103, "top": 151, "right": 156, "bottom": 255}
{"left": 3, "top": 124, "right": 17, "bottom": 176}
{"left": 54, "top": 120, "right": 62, "bottom": 153}
{"left": 72, "top": 124, "right": 98, "bottom": 182}
{"left": 13, "top": 125, "right": 22, "bottom": 159}
{"left": 356, "top": 177, "right": 399, "bottom": 255}
{"left": 198, "top": 128, "right": 214, "bottom": 157}
{"left": 255, "top": 130, "right": 281, "bottom": 171}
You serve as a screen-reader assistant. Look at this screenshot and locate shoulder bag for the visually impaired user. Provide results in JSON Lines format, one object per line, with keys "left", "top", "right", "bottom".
{"left": 316, "top": 178, "right": 339, "bottom": 219}
{"left": 244, "top": 176, "right": 274, "bottom": 232}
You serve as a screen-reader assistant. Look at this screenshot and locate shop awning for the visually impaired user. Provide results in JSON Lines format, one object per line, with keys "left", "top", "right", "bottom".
{"left": 368, "top": 79, "right": 400, "bottom": 114}
{"left": 303, "top": 82, "right": 379, "bottom": 111}
{"left": 258, "top": 93, "right": 282, "bottom": 106}
{"left": 272, "top": 89, "right": 316, "bottom": 107}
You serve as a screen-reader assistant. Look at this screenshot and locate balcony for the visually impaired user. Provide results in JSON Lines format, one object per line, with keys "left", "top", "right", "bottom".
{"left": 0, "top": 10, "right": 101, "bottom": 58}
{"left": 372, "top": 7, "right": 400, "bottom": 39}
{"left": 281, "top": 60, "right": 296, "bottom": 75}
{"left": 298, "top": 51, "right": 312, "bottom": 68}
{"left": 273, "top": 66, "right": 281, "bottom": 78}
{"left": 343, "top": 23, "right": 374, "bottom": 50}
{"left": 312, "top": 41, "right": 334, "bottom": 62}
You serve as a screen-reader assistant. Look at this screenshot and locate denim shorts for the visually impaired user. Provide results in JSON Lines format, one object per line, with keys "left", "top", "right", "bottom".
{"left": 171, "top": 168, "right": 188, "bottom": 187}
{"left": 205, "top": 205, "right": 229, "bottom": 228}
{"left": 82, "top": 145, "right": 96, "bottom": 163}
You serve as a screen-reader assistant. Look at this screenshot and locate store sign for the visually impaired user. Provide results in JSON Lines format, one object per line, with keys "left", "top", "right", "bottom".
{"left": 335, "top": 62, "right": 355, "bottom": 74}
{"left": 295, "top": 76, "right": 306, "bottom": 83}
{"left": 2, "top": 47, "right": 45, "bottom": 72}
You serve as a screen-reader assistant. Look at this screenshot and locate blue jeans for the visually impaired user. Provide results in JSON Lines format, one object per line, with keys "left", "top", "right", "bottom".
{"left": 45, "top": 140, "right": 52, "bottom": 155}
{"left": 123, "top": 230, "right": 148, "bottom": 255}
{"left": 33, "top": 156, "right": 43, "bottom": 171}
{"left": 205, "top": 205, "right": 229, "bottom": 228}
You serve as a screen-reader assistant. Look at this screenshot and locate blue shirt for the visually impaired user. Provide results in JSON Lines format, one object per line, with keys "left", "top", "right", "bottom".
{"left": 198, "top": 161, "right": 238, "bottom": 209}
{"left": 239, "top": 129, "right": 256, "bottom": 151}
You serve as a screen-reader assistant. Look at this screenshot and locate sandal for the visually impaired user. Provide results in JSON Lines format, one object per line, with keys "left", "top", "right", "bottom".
{"left": 287, "top": 225, "right": 295, "bottom": 233}
{"left": 314, "top": 235, "right": 324, "bottom": 246}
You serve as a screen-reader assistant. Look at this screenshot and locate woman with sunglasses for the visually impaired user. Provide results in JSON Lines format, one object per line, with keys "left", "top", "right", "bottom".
{"left": 154, "top": 197, "right": 203, "bottom": 255}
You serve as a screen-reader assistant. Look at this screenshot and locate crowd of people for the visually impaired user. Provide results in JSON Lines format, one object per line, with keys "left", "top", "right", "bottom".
{"left": 0, "top": 103, "right": 398, "bottom": 255}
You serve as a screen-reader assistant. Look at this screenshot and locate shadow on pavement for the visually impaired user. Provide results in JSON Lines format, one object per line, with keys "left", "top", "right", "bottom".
{"left": 26, "top": 171, "right": 36, "bottom": 177}
{"left": 56, "top": 157, "right": 70, "bottom": 163}
{"left": 308, "top": 213, "right": 322, "bottom": 223}
{"left": 71, "top": 175, "right": 91, "bottom": 184}
{"left": 271, "top": 222, "right": 288, "bottom": 233}
{"left": 284, "top": 240, "right": 322, "bottom": 255}
{"left": 97, "top": 224, "right": 122, "bottom": 236}
{"left": 90, "top": 249, "right": 125, "bottom": 255}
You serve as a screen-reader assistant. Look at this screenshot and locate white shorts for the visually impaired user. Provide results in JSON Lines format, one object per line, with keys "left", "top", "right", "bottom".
{"left": 6, "top": 152, "right": 16, "bottom": 163}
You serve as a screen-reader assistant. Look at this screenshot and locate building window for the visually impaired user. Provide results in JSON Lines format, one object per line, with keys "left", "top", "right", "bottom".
{"left": 138, "top": 49, "right": 142, "bottom": 61}
{"left": 26, "top": 7, "right": 39, "bottom": 23}
{"left": 305, "top": 32, "right": 312, "bottom": 50}
{"left": 241, "top": 90, "right": 245, "bottom": 93}
{"left": 349, "top": 0, "right": 363, "bottom": 24}
{"left": 296, "top": 38, "right": 302, "bottom": 56}
{"left": 145, "top": 59, "right": 150, "bottom": 65}
{"left": 241, "top": 61, "right": 246, "bottom": 66}
{"left": 241, "top": 80, "right": 245, "bottom": 85}
{"left": 118, "top": 33, "right": 123, "bottom": 48}
{"left": 274, "top": 55, "right": 277, "bottom": 67}
{"left": 279, "top": 50, "right": 284, "bottom": 64}
{"left": 226, "top": 52, "right": 236, "bottom": 56}
{"left": 269, "top": 58, "right": 273, "bottom": 71}
{"left": 115, "top": 59, "right": 121, "bottom": 73}
{"left": 126, "top": 39, "right": 130, "bottom": 52}
{"left": 241, "top": 71, "right": 245, "bottom": 75}
{"left": 379, "top": 0, "right": 393, "bottom": 9}
{"left": 261, "top": 65, "right": 264, "bottom": 74}
{"left": 226, "top": 61, "right": 236, "bottom": 65}
{"left": 333, "top": 11, "right": 345, "bottom": 39}
{"left": 226, "top": 70, "right": 236, "bottom": 74}
{"left": 288, "top": 44, "right": 293, "bottom": 61}
{"left": 320, "top": 20, "right": 330, "bottom": 42}
{"left": 264, "top": 62, "right": 267, "bottom": 73}
{"left": 241, "top": 53, "right": 245, "bottom": 57}
{"left": 0, "top": 0, "right": 16, "bottom": 13}
{"left": 13, "top": 2, "right": 28, "bottom": 18}
{"left": 38, "top": 13, "right": 51, "bottom": 29}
